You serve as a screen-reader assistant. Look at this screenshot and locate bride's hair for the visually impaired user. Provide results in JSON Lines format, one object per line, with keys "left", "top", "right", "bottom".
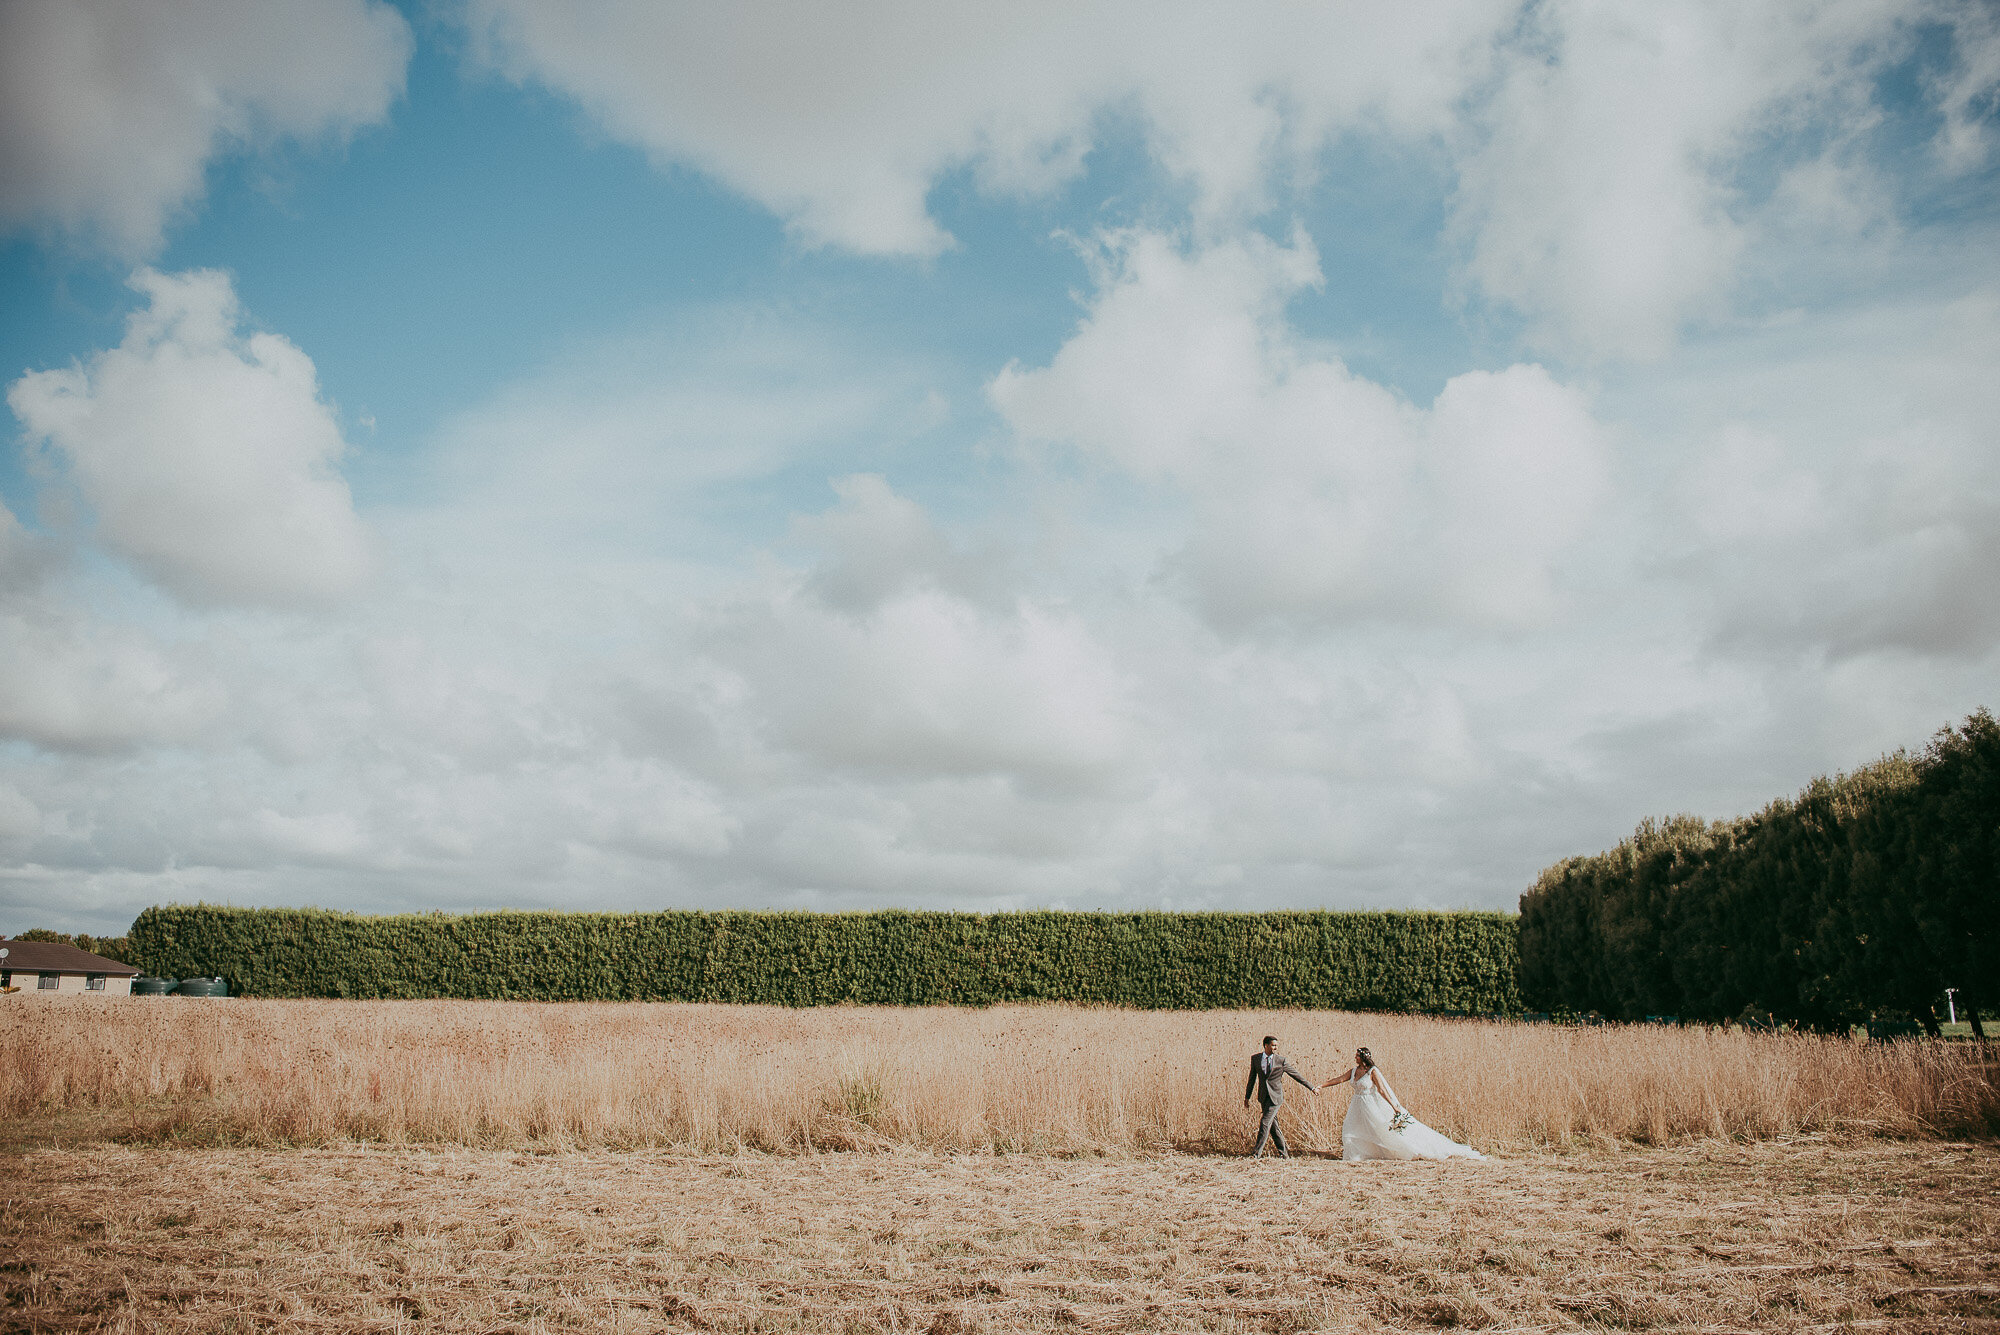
{"left": 1355, "top": 1047, "right": 1375, "bottom": 1069}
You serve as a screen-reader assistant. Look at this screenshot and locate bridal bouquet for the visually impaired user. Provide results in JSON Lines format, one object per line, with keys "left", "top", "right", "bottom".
{"left": 1388, "top": 1110, "right": 1412, "bottom": 1133}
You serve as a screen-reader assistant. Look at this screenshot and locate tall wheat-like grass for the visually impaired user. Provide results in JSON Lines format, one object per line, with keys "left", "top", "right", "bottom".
{"left": 4, "top": 998, "right": 1993, "bottom": 1151}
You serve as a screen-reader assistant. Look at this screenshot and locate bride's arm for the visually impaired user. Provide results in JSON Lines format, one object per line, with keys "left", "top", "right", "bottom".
{"left": 1317, "top": 1068, "right": 1353, "bottom": 1090}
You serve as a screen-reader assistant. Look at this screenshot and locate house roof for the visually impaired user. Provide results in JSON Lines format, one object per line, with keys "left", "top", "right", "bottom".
{"left": 0, "top": 941, "right": 142, "bottom": 975}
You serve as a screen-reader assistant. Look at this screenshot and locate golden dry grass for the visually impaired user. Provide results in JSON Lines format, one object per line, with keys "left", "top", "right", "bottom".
{"left": 4, "top": 999, "right": 1995, "bottom": 1152}
{"left": 4, "top": 1138, "right": 1998, "bottom": 1332}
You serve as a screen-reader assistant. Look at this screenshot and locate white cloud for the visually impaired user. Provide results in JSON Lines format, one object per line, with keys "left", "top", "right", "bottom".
{"left": 1654, "top": 287, "right": 2000, "bottom": 660}
{"left": 8, "top": 268, "right": 374, "bottom": 608}
{"left": 0, "top": 0, "right": 412, "bottom": 255}
{"left": 462, "top": 0, "right": 1515, "bottom": 255}
{"left": 792, "top": 473, "right": 1006, "bottom": 614}
{"left": 0, "top": 496, "right": 228, "bottom": 757}
{"left": 709, "top": 578, "right": 1135, "bottom": 788}
{"left": 0, "top": 603, "right": 225, "bottom": 753}
{"left": 990, "top": 229, "right": 1609, "bottom": 630}
{"left": 0, "top": 784, "right": 39, "bottom": 846}
{"left": 1449, "top": 0, "right": 1925, "bottom": 358}
{"left": 1932, "top": 2, "right": 2000, "bottom": 172}
{"left": 458, "top": 0, "right": 1985, "bottom": 361}
{"left": 0, "top": 501, "right": 54, "bottom": 594}
{"left": 249, "top": 808, "right": 369, "bottom": 864}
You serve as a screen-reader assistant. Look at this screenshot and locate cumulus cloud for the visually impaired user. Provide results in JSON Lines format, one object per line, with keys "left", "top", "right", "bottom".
{"left": 990, "top": 230, "right": 1609, "bottom": 630}
{"left": 0, "top": 602, "right": 225, "bottom": 753}
{"left": 0, "top": 494, "right": 226, "bottom": 755}
{"left": 1660, "top": 288, "right": 2000, "bottom": 660}
{"left": 247, "top": 808, "right": 370, "bottom": 865}
{"left": 0, "top": 0, "right": 412, "bottom": 255}
{"left": 8, "top": 268, "right": 373, "bottom": 608}
{"left": 1449, "top": 0, "right": 1931, "bottom": 358}
{"left": 0, "top": 784, "right": 39, "bottom": 847}
{"left": 459, "top": 0, "right": 1986, "bottom": 358}
{"left": 461, "top": 0, "right": 1515, "bottom": 255}
{"left": 0, "top": 315, "right": 1107, "bottom": 925}
{"left": 709, "top": 579, "right": 1134, "bottom": 788}
{"left": 792, "top": 474, "right": 1007, "bottom": 614}
{"left": 0, "top": 501, "right": 54, "bottom": 595}
{"left": 1931, "top": 2, "right": 2000, "bottom": 172}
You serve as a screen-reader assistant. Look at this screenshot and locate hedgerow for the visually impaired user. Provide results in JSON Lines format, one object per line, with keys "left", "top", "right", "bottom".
{"left": 1519, "top": 709, "right": 1997, "bottom": 1031}
{"left": 126, "top": 906, "right": 1521, "bottom": 1011}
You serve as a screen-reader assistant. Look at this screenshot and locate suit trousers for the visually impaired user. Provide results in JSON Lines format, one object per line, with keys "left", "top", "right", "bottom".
{"left": 1251, "top": 1102, "right": 1289, "bottom": 1157}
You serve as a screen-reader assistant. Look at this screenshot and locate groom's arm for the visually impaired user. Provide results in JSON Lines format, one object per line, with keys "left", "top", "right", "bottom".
{"left": 1244, "top": 1058, "right": 1259, "bottom": 1104}
{"left": 1282, "top": 1061, "right": 1316, "bottom": 1092}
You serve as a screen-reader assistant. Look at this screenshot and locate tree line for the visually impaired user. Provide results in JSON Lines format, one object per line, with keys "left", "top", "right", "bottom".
{"left": 1518, "top": 710, "right": 1996, "bottom": 1033}
{"left": 1, "top": 928, "right": 133, "bottom": 963}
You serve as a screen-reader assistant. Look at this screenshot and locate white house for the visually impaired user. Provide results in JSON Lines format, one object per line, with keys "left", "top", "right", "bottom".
{"left": 0, "top": 941, "right": 142, "bottom": 995}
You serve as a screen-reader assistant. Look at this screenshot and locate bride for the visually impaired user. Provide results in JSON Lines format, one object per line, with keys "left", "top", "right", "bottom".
{"left": 1318, "top": 1047, "right": 1486, "bottom": 1162}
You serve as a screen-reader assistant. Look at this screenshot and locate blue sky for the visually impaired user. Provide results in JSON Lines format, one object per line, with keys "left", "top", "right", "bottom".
{"left": 2, "top": 0, "right": 1998, "bottom": 935}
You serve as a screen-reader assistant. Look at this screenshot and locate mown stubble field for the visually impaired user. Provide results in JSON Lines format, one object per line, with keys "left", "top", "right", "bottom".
{"left": 5, "top": 1138, "right": 1999, "bottom": 1333}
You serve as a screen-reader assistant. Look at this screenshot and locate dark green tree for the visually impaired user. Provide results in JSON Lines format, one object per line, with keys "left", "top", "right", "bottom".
{"left": 1519, "top": 711, "right": 1984, "bottom": 1031}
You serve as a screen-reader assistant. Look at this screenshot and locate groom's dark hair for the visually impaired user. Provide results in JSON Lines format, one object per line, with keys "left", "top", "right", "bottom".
{"left": 1262, "top": 1035, "right": 1277, "bottom": 1045}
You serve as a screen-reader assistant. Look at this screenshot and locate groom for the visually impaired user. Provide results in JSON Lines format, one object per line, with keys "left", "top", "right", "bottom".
{"left": 1244, "top": 1034, "right": 1316, "bottom": 1158}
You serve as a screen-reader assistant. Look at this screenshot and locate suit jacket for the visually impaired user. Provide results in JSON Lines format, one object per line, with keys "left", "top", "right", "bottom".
{"left": 1246, "top": 1051, "right": 1313, "bottom": 1107}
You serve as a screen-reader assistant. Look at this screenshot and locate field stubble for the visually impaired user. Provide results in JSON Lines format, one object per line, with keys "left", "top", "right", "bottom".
{"left": 3, "top": 1000, "right": 1995, "bottom": 1152}
{"left": 4, "top": 1139, "right": 1998, "bottom": 1332}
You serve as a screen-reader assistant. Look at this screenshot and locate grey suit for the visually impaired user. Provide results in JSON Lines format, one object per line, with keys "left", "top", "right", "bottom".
{"left": 1245, "top": 1051, "right": 1314, "bottom": 1157}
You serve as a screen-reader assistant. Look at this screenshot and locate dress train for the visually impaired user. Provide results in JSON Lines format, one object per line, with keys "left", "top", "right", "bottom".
{"left": 1340, "top": 1066, "right": 1485, "bottom": 1162}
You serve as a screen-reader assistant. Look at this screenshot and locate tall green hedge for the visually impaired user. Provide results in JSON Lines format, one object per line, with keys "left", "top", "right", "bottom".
{"left": 126, "top": 905, "right": 1521, "bottom": 1011}
{"left": 1519, "top": 709, "right": 1998, "bottom": 1031}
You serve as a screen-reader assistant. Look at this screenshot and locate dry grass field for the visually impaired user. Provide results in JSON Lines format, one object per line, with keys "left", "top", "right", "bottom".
{"left": 4, "top": 999, "right": 1996, "bottom": 1151}
{"left": 4, "top": 1000, "right": 1997, "bottom": 1332}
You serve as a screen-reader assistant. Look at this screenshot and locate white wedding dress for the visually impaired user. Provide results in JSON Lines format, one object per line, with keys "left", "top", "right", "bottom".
{"left": 1340, "top": 1065, "right": 1486, "bottom": 1162}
